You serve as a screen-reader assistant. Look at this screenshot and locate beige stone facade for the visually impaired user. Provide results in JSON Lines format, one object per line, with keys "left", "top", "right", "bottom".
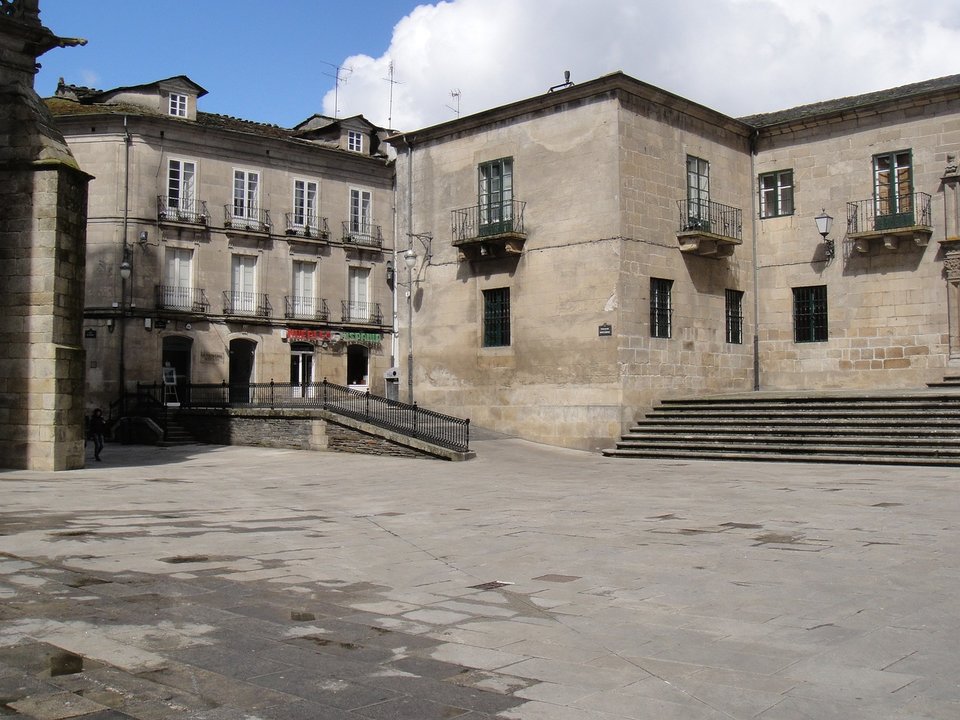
{"left": 48, "top": 78, "right": 396, "bottom": 414}
{"left": 391, "top": 73, "right": 960, "bottom": 451}
{"left": 0, "top": 3, "right": 89, "bottom": 470}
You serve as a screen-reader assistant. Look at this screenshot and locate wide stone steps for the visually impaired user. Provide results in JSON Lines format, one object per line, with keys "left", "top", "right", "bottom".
{"left": 604, "top": 389, "right": 960, "bottom": 466}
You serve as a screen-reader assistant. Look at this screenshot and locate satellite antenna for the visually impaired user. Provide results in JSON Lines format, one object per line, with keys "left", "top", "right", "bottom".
{"left": 445, "top": 89, "right": 462, "bottom": 118}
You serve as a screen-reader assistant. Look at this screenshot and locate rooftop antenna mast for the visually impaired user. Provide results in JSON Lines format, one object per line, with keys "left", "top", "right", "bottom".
{"left": 321, "top": 61, "right": 353, "bottom": 117}
{"left": 384, "top": 60, "right": 403, "bottom": 129}
{"left": 446, "top": 89, "right": 462, "bottom": 118}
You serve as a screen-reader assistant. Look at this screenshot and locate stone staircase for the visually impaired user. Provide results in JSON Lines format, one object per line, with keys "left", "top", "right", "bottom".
{"left": 603, "top": 387, "right": 960, "bottom": 466}
{"left": 158, "top": 416, "right": 197, "bottom": 446}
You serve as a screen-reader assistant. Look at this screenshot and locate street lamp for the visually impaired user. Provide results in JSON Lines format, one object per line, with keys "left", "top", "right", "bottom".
{"left": 403, "top": 247, "right": 417, "bottom": 403}
{"left": 815, "top": 209, "right": 835, "bottom": 261}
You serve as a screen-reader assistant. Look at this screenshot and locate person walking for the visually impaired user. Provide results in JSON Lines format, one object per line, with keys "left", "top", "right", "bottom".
{"left": 89, "top": 408, "right": 106, "bottom": 461}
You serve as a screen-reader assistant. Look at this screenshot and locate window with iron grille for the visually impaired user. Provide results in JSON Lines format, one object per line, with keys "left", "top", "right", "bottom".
{"left": 483, "top": 287, "right": 511, "bottom": 347}
{"left": 793, "top": 285, "right": 828, "bottom": 343}
{"left": 650, "top": 278, "right": 673, "bottom": 339}
{"left": 725, "top": 289, "right": 744, "bottom": 344}
{"left": 759, "top": 169, "right": 793, "bottom": 218}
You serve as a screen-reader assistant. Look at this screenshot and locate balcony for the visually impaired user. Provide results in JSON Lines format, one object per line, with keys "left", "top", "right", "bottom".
{"left": 223, "top": 206, "right": 272, "bottom": 234}
{"left": 341, "top": 222, "right": 383, "bottom": 249}
{"left": 341, "top": 300, "right": 384, "bottom": 326}
{"left": 284, "top": 296, "right": 330, "bottom": 322}
{"left": 155, "top": 285, "right": 210, "bottom": 314}
{"left": 451, "top": 200, "right": 526, "bottom": 261}
{"left": 222, "top": 290, "right": 271, "bottom": 318}
{"left": 846, "top": 192, "right": 932, "bottom": 252}
{"left": 675, "top": 200, "right": 742, "bottom": 257}
{"left": 284, "top": 213, "right": 329, "bottom": 240}
{"left": 157, "top": 196, "right": 209, "bottom": 225}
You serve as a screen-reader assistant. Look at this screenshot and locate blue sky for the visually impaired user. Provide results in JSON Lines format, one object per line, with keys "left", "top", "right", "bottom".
{"left": 35, "top": 0, "right": 960, "bottom": 132}
{"left": 36, "top": 0, "right": 421, "bottom": 127}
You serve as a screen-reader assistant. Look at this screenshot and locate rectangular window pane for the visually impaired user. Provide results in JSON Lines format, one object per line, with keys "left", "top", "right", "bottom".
{"left": 725, "top": 289, "right": 743, "bottom": 344}
{"left": 793, "top": 285, "right": 828, "bottom": 343}
{"left": 759, "top": 169, "right": 793, "bottom": 218}
{"left": 478, "top": 158, "right": 513, "bottom": 233}
{"left": 483, "top": 287, "right": 511, "bottom": 347}
{"left": 650, "top": 278, "right": 673, "bottom": 339}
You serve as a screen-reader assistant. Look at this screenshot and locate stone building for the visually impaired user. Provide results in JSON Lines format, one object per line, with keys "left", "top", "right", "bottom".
{"left": 390, "top": 72, "right": 960, "bottom": 451}
{"left": 0, "top": 0, "right": 89, "bottom": 469}
{"left": 47, "top": 77, "right": 396, "bottom": 414}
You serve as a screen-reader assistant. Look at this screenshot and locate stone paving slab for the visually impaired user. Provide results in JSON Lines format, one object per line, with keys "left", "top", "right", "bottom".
{"left": 0, "top": 439, "right": 958, "bottom": 718}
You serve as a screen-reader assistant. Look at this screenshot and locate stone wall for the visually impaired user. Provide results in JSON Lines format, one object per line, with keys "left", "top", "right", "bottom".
{"left": 176, "top": 408, "right": 428, "bottom": 459}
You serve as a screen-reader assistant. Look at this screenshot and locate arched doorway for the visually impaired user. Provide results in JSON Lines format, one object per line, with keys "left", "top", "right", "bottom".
{"left": 229, "top": 338, "right": 256, "bottom": 403}
{"left": 289, "top": 341, "right": 314, "bottom": 398}
{"left": 161, "top": 336, "right": 192, "bottom": 405}
{"left": 346, "top": 344, "right": 369, "bottom": 389}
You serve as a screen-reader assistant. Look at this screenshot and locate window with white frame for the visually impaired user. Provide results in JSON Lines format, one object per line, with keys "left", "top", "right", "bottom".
{"left": 233, "top": 169, "right": 260, "bottom": 221}
{"left": 759, "top": 169, "right": 793, "bottom": 218}
{"left": 169, "top": 93, "right": 188, "bottom": 117}
{"left": 231, "top": 254, "right": 258, "bottom": 314}
{"left": 348, "top": 266, "right": 370, "bottom": 322}
{"left": 349, "top": 188, "right": 372, "bottom": 235}
{"left": 347, "top": 130, "right": 363, "bottom": 153}
{"left": 163, "top": 247, "right": 193, "bottom": 310}
{"left": 167, "top": 159, "right": 196, "bottom": 215}
{"left": 291, "top": 260, "right": 316, "bottom": 318}
{"left": 293, "top": 179, "right": 318, "bottom": 230}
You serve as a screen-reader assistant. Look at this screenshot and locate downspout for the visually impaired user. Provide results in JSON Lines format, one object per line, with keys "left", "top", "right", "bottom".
{"left": 120, "top": 116, "right": 131, "bottom": 412}
{"left": 749, "top": 129, "right": 761, "bottom": 391}
{"left": 405, "top": 137, "right": 415, "bottom": 404}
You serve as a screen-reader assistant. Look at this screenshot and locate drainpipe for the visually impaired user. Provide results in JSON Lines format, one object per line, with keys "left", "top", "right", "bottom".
{"left": 120, "top": 116, "right": 132, "bottom": 414}
{"left": 749, "top": 129, "right": 761, "bottom": 391}
{"left": 405, "top": 137, "right": 415, "bottom": 404}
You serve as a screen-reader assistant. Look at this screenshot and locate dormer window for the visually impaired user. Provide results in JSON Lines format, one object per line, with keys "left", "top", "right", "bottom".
{"left": 169, "top": 93, "right": 188, "bottom": 117}
{"left": 347, "top": 130, "right": 363, "bottom": 153}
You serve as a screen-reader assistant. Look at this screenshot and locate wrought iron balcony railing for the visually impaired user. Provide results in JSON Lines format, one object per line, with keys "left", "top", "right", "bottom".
{"left": 284, "top": 296, "right": 330, "bottom": 321}
{"left": 224, "top": 205, "right": 272, "bottom": 233}
{"left": 341, "top": 300, "right": 383, "bottom": 325}
{"left": 155, "top": 285, "right": 210, "bottom": 313}
{"left": 341, "top": 222, "right": 383, "bottom": 248}
{"left": 452, "top": 199, "right": 526, "bottom": 242}
{"left": 846, "top": 192, "right": 932, "bottom": 234}
{"left": 157, "top": 196, "right": 209, "bottom": 225}
{"left": 676, "top": 199, "right": 743, "bottom": 241}
{"left": 222, "top": 290, "right": 271, "bottom": 317}
{"left": 285, "top": 213, "right": 329, "bottom": 239}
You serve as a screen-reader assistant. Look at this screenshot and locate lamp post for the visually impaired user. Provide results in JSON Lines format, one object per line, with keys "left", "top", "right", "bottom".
{"left": 403, "top": 246, "right": 417, "bottom": 403}
{"left": 815, "top": 209, "right": 835, "bottom": 261}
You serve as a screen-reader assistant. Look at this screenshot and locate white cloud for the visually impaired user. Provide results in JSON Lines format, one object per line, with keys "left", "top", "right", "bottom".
{"left": 324, "top": 0, "right": 960, "bottom": 131}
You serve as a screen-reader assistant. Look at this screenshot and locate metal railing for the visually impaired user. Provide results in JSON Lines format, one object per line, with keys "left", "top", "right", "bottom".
{"left": 222, "top": 290, "right": 271, "bottom": 317}
{"left": 284, "top": 213, "right": 329, "bottom": 238}
{"left": 155, "top": 285, "right": 210, "bottom": 313}
{"left": 157, "top": 196, "right": 209, "bottom": 225}
{"left": 137, "top": 379, "right": 471, "bottom": 452}
{"left": 676, "top": 199, "right": 742, "bottom": 241}
{"left": 284, "top": 296, "right": 329, "bottom": 321}
{"left": 223, "top": 205, "right": 272, "bottom": 233}
{"left": 341, "top": 221, "right": 383, "bottom": 248}
{"left": 341, "top": 300, "right": 383, "bottom": 325}
{"left": 846, "top": 192, "right": 932, "bottom": 234}
{"left": 452, "top": 199, "right": 526, "bottom": 242}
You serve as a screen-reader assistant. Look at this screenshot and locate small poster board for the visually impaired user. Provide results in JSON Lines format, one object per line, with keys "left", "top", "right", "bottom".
{"left": 162, "top": 367, "right": 177, "bottom": 385}
{"left": 598, "top": 323, "right": 613, "bottom": 337}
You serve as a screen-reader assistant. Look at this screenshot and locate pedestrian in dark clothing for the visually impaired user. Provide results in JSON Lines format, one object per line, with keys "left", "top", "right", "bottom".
{"left": 89, "top": 408, "right": 106, "bottom": 461}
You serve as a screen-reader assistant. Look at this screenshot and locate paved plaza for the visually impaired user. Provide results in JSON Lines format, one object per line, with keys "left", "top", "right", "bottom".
{"left": 0, "top": 435, "right": 958, "bottom": 719}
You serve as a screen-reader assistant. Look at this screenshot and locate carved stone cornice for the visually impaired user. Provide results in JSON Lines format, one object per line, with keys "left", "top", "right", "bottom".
{"left": 946, "top": 251, "right": 960, "bottom": 281}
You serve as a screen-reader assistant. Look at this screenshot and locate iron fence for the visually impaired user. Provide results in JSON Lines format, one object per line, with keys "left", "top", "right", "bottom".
{"left": 340, "top": 300, "right": 383, "bottom": 325}
{"left": 155, "top": 285, "right": 210, "bottom": 313}
{"left": 137, "top": 379, "right": 470, "bottom": 452}
{"left": 846, "top": 192, "right": 932, "bottom": 234}
{"left": 341, "top": 221, "right": 383, "bottom": 247}
{"left": 222, "top": 290, "right": 271, "bottom": 317}
{"left": 676, "top": 199, "right": 742, "bottom": 241}
{"left": 284, "top": 213, "right": 329, "bottom": 238}
{"left": 157, "top": 196, "right": 209, "bottom": 225}
{"left": 451, "top": 199, "right": 526, "bottom": 242}
{"left": 223, "top": 205, "right": 272, "bottom": 233}
{"left": 284, "top": 296, "right": 330, "bottom": 321}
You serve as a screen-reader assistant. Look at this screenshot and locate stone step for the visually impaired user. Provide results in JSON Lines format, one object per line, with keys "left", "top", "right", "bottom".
{"left": 602, "top": 446, "right": 960, "bottom": 467}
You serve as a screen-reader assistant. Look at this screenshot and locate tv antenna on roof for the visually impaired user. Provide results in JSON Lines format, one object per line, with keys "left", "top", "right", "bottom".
{"left": 321, "top": 61, "right": 353, "bottom": 117}
{"left": 445, "top": 89, "right": 462, "bottom": 118}
{"left": 548, "top": 70, "right": 574, "bottom": 93}
{"left": 384, "top": 60, "right": 403, "bottom": 129}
